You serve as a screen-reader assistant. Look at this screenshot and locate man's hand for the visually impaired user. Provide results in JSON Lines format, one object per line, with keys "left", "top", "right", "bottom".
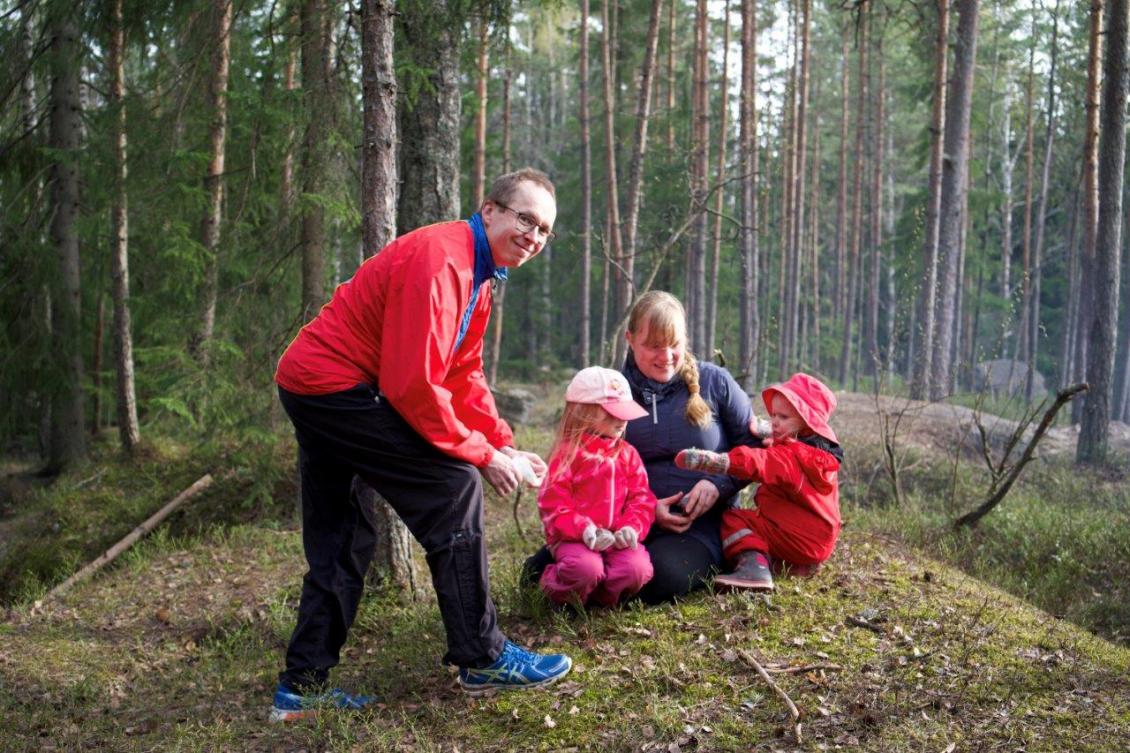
{"left": 583, "top": 523, "right": 616, "bottom": 552}
{"left": 613, "top": 526, "right": 639, "bottom": 549}
{"left": 680, "top": 479, "right": 720, "bottom": 519}
{"left": 500, "top": 447, "right": 548, "bottom": 486}
{"left": 675, "top": 448, "right": 730, "bottom": 475}
{"left": 750, "top": 416, "right": 773, "bottom": 441}
{"left": 654, "top": 492, "right": 690, "bottom": 533}
{"left": 482, "top": 449, "right": 521, "bottom": 496}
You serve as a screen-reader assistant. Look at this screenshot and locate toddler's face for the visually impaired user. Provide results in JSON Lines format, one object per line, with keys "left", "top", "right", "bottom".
{"left": 768, "top": 394, "right": 807, "bottom": 442}
{"left": 593, "top": 409, "right": 628, "bottom": 439}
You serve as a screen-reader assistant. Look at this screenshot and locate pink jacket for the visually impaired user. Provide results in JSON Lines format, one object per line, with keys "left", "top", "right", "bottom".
{"left": 538, "top": 433, "right": 657, "bottom": 548}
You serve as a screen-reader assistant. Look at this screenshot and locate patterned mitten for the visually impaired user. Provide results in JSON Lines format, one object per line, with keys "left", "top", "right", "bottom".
{"left": 674, "top": 448, "right": 730, "bottom": 475}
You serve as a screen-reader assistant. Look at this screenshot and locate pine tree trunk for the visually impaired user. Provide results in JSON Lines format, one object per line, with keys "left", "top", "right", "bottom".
{"left": 299, "top": 0, "right": 329, "bottom": 320}
{"left": 108, "top": 0, "right": 139, "bottom": 451}
{"left": 1078, "top": 0, "right": 1129, "bottom": 462}
{"left": 488, "top": 46, "right": 512, "bottom": 383}
{"left": 1017, "top": 45, "right": 1035, "bottom": 371}
{"left": 473, "top": 16, "right": 489, "bottom": 208}
{"left": 600, "top": 0, "right": 624, "bottom": 341}
{"left": 397, "top": 0, "right": 461, "bottom": 232}
{"left": 1000, "top": 77, "right": 1014, "bottom": 304}
{"left": 929, "top": 0, "right": 979, "bottom": 401}
{"left": 738, "top": 0, "right": 760, "bottom": 390}
{"left": 579, "top": 0, "right": 593, "bottom": 367}
{"left": 1075, "top": 0, "right": 1104, "bottom": 423}
{"left": 1027, "top": 2, "right": 1060, "bottom": 401}
{"left": 666, "top": 0, "right": 676, "bottom": 152}
{"left": 618, "top": 0, "right": 664, "bottom": 366}
{"left": 688, "top": 0, "right": 710, "bottom": 353}
{"left": 865, "top": 19, "right": 884, "bottom": 379}
{"left": 195, "top": 0, "right": 232, "bottom": 358}
{"left": 785, "top": 0, "right": 811, "bottom": 375}
{"left": 361, "top": 0, "right": 397, "bottom": 256}
{"left": 706, "top": 3, "right": 731, "bottom": 361}
{"left": 46, "top": 8, "right": 86, "bottom": 473}
{"left": 835, "top": 21, "right": 849, "bottom": 325}
{"left": 910, "top": 0, "right": 949, "bottom": 399}
{"left": 838, "top": 10, "right": 867, "bottom": 386}
{"left": 778, "top": 2, "right": 797, "bottom": 375}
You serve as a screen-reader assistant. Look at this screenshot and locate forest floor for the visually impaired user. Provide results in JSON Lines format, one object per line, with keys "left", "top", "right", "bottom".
{"left": 2, "top": 386, "right": 1129, "bottom": 752}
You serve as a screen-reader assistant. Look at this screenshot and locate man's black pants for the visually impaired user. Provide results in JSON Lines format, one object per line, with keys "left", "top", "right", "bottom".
{"left": 277, "top": 384, "right": 505, "bottom": 690}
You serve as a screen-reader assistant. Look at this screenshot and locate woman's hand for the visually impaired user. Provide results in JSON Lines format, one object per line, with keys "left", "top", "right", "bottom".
{"left": 500, "top": 446, "right": 548, "bottom": 485}
{"left": 680, "top": 479, "right": 720, "bottom": 519}
{"left": 654, "top": 492, "right": 690, "bottom": 533}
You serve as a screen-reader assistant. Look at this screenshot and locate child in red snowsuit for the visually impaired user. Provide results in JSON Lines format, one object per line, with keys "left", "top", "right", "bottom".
{"left": 538, "top": 367, "right": 680, "bottom": 607}
{"left": 675, "top": 373, "right": 842, "bottom": 592}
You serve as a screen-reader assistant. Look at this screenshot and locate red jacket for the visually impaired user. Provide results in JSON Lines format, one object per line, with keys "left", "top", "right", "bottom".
{"left": 538, "top": 434, "right": 657, "bottom": 548}
{"left": 275, "top": 221, "right": 512, "bottom": 467}
{"left": 728, "top": 439, "right": 841, "bottom": 560}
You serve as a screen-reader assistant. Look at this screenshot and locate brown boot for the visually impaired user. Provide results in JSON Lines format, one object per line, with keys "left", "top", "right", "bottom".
{"left": 713, "top": 551, "right": 775, "bottom": 592}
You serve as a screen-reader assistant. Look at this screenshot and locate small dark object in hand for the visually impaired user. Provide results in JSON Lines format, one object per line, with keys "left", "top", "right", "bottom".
{"left": 668, "top": 502, "right": 688, "bottom": 516}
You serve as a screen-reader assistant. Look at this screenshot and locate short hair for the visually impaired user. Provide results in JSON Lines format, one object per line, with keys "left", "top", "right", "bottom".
{"left": 485, "top": 168, "right": 556, "bottom": 206}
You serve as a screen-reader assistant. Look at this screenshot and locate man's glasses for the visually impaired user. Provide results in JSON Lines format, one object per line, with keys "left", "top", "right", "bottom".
{"left": 493, "top": 202, "right": 556, "bottom": 241}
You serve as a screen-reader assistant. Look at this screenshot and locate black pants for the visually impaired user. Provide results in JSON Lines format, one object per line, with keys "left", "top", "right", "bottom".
{"left": 278, "top": 385, "right": 505, "bottom": 690}
{"left": 522, "top": 530, "right": 718, "bottom": 605}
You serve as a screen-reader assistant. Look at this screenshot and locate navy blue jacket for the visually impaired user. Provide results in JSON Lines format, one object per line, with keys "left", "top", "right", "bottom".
{"left": 622, "top": 353, "right": 760, "bottom": 561}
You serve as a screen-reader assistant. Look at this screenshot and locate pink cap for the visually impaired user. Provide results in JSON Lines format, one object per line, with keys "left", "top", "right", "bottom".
{"left": 565, "top": 367, "right": 649, "bottom": 421}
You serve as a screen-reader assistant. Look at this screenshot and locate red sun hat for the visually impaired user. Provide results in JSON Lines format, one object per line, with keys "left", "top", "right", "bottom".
{"left": 565, "top": 366, "right": 649, "bottom": 421}
{"left": 762, "top": 373, "right": 838, "bottom": 444}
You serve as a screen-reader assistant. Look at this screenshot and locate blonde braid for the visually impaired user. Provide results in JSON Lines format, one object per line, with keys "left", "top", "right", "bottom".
{"left": 681, "top": 353, "right": 714, "bottom": 428}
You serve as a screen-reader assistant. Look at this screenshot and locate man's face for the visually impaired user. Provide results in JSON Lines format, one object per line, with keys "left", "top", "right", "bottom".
{"left": 481, "top": 181, "right": 557, "bottom": 268}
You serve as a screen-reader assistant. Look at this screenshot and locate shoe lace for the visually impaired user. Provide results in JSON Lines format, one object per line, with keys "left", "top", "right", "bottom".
{"left": 503, "top": 640, "right": 542, "bottom": 665}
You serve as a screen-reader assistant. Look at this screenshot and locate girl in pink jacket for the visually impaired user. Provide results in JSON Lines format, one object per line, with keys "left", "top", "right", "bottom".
{"left": 538, "top": 367, "right": 680, "bottom": 607}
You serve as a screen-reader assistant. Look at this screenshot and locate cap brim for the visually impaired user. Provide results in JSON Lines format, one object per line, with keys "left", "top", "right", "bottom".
{"left": 602, "top": 399, "right": 649, "bottom": 421}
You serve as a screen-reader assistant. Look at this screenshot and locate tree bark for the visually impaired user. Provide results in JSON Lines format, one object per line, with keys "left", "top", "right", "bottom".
{"left": 1027, "top": 1, "right": 1061, "bottom": 401}
{"left": 835, "top": 19, "right": 849, "bottom": 324}
{"left": 929, "top": 0, "right": 979, "bottom": 401}
{"left": 196, "top": 0, "right": 233, "bottom": 352}
{"left": 838, "top": 7, "right": 867, "bottom": 386}
{"left": 488, "top": 43, "right": 512, "bottom": 383}
{"left": 864, "top": 18, "right": 884, "bottom": 379}
{"left": 579, "top": 1, "right": 592, "bottom": 367}
{"left": 707, "top": 2, "right": 731, "bottom": 361}
{"left": 688, "top": 0, "right": 710, "bottom": 353}
{"left": 616, "top": 0, "right": 663, "bottom": 365}
{"left": 910, "top": 0, "right": 949, "bottom": 399}
{"left": 600, "top": 0, "right": 624, "bottom": 345}
{"left": 1078, "top": 0, "right": 1129, "bottom": 463}
{"left": 738, "top": 0, "right": 760, "bottom": 390}
{"left": 785, "top": 0, "right": 811, "bottom": 374}
{"left": 397, "top": 0, "right": 462, "bottom": 233}
{"left": 46, "top": 7, "right": 86, "bottom": 473}
{"left": 299, "top": 0, "right": 331, "bottom": 320}
{"left": 109, "top": 0, "right": 140, "bottom": 451}
{"left": 473, "top": 15, "right": 489, "bottom": 208}
{"left": 1074, "top": 0, "right": 1104, "bottom": 423}
{"left": 1017, "top": 44, "right": 1035, "bottom": 371}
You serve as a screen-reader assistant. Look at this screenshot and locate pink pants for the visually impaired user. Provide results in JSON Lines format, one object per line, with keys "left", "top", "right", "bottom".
{"left": 539, "top": 542, "right": 654, "bottom": 607}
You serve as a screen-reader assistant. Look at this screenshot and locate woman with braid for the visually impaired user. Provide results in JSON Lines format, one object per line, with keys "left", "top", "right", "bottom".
{"left": 524, "top": 291, "right": 764, "bottom": 602}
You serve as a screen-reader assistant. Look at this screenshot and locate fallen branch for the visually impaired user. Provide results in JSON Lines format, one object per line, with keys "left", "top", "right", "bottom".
{"left": 954, "top": 383, "right": 1088, "bottom": 528}
{"left": 38, "top": 473, "right": 214, "bottom": 605}
{"left": 512, "top": 488, "right": 528, "bottom": 543}
{"left": 847, "top": 615, "right": 886, "bottom": 634}
{"left": 737, "top": 648, "right": 802, "bottom": 744}
{"left": 764, "top": 663, "right": 844, "bottom": 675}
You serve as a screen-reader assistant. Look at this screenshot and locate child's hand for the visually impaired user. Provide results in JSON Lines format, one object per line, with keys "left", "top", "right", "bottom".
{"left": 750, "top": 417, "right": 773, "bottom": 441}
{"left": 675, "top": 448, "right": 730, "bottom": 475}
{"left": 613, "top": 526, "right": 639, "bottom": 549}
{"left": 583, "top": 523, "right": 616, "bottom": 552}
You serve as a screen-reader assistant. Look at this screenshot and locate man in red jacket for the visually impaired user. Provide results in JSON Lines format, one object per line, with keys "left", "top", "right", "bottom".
{"left": 270, "top": 169, "right": 572, "bottom": 719}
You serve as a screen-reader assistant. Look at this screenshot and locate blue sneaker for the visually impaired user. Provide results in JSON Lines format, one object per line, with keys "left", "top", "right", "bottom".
{"left": 458, "top": 640, "right": 572, "bottom": 695}
{"left": 269, "top": 683, "right": 377, "bottom": 722}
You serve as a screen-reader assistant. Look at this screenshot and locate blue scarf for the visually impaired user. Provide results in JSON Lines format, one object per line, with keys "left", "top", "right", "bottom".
{"left": 454, "top": 213, "right": 508, "bottom": 353}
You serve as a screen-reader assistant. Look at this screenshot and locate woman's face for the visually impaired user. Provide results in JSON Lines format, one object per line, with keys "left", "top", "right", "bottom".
{"left": 626, "top": 321, "right": 685, "bottom": 384}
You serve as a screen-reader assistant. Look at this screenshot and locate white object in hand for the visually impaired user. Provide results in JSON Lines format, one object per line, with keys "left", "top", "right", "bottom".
{"left": 511, "top": 455, "right": 541, "bottom": 487}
